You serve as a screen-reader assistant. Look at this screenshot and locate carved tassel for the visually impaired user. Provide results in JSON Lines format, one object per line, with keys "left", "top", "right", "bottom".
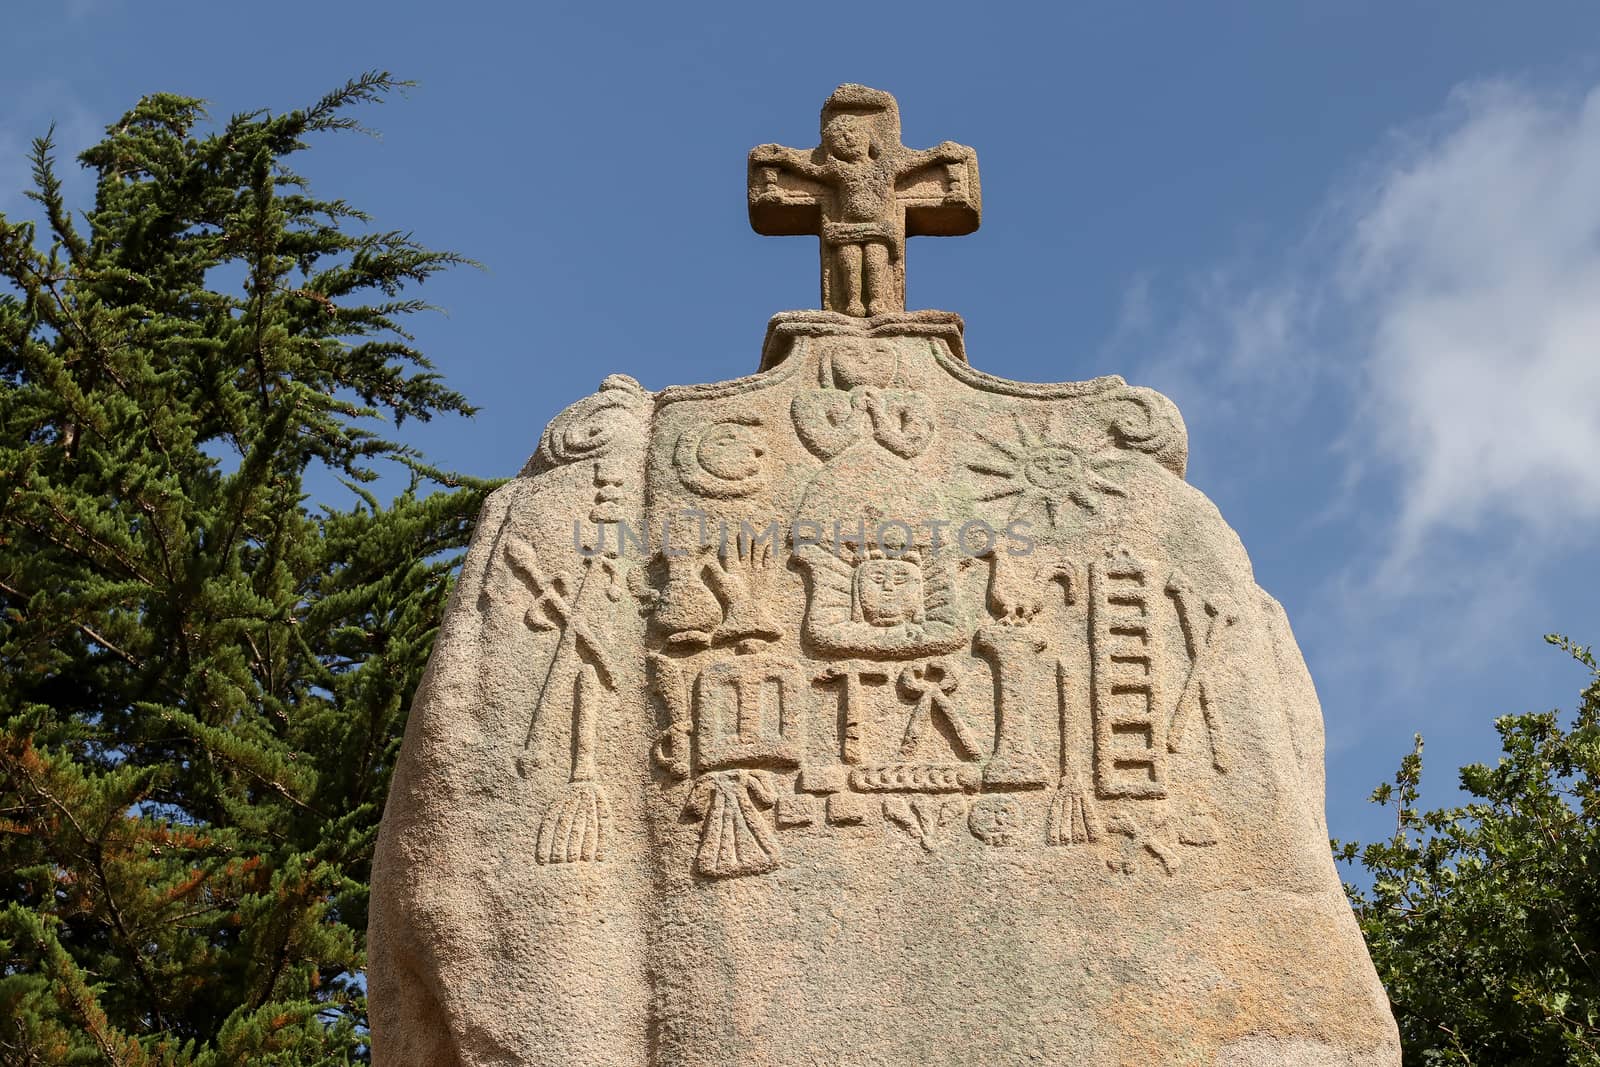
{"left": 686, "top": 770, "right": 780, "bottom": 878}
{"left": 1047, "top": 658, "right": 1101, "bottom": 847}
{"left": 1045, "top": 772, "right": 1101, "bottom": 847}
{"left": 535, "top": 662, "right": 612, "bottom": 864}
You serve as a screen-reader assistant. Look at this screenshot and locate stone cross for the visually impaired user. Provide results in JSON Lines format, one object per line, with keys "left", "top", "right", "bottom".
{"left": 748, "top": 84, "right": 981, "bottom": 317}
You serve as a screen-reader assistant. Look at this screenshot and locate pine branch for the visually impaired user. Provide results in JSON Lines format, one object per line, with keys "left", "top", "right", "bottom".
{"left": 301, "top": 70, "right": 412, "bottom": 135}
{"left": 7, "top": 757, "right": 170, "bottom": 1032}
{"left": 0, "top": 74, "right": 482, "bottom": 1061}
{"left": 23, "top": 131, "right": 88, "bottom": 262}
{"left": 0, "top": 575, "right": 145, "bottom": 669}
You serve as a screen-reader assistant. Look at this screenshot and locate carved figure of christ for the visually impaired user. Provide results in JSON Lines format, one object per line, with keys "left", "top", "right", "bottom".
{"left": 749, "top": 85, "right": 981, "bottom": 317}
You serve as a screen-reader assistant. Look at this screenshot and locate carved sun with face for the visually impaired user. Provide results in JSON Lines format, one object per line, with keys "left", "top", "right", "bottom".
{"left": 966, "top": 413, "right": 1126, "bottom": 527}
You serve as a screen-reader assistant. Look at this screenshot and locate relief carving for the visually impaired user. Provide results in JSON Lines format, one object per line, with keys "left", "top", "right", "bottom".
{"left": 534, "top": 662, "right": 613, "bottom": 866}
{"left": 673, "top": 416, "right": 769, "bottom": 498}
{"left": 505, "top": 542, "right": 622, "bottom": 773}
{"left": 748, "top": 84, "right": 980, "bottom": 317}
{"left": 826, "top": 792, "right": 869, "bottom": 826}
{"left": 788, "top": 335, "right": 975, "bottom": 660}
{"left": 793, "top": 544, "right": 968, "bottom": 657}
{"left": 973, "top": 623, "right": 1050, "bottom": 789}
{"left": 652, "top": 534, "right": 782, "bottom": 652}
{"left": 629, "top": 276, "right": 1228, "bottom": 884}
{"left": 851, "top": 763, "right": 979, "bottom": 793}
{"left": 1089, "top": 547, "right": 1168, "bottom": 800}
{"left": 652, "top": 550, "right": 723, "bottom": 647}
{"left": 371, "top": 83, "right": 1400, "bottom": 1064}
{"left": 1178, "top": 807, "right": 1221, "bottom": 848}
{"left": 692, "top": 657, "right": 805, "bottom": 772}
{"left": 789, "top": 337, "right": 937, "bottom": 462}
{"left": 523, "top": 374, "right": 651, "bottom": 481}
{"left": 505, "top": 534, "right": 624, "bottom": 870}
{"left": 1094, "top": 386, "right": 1188, "bottom": 477}
{"left": 968, "top": 795, "right": 1022, "bottom": 846}
{"left": 967, "top": 412, "right": 1128, "bottom": 530}
{"left": 895, "top": 658, "right": 980, "bottom": 761}
{"left": 816, "top": 662, "right": 890, "bottom": 765}
{"left": 638, "top": 528, "right": 1235, "bottom": 878}
{"left": 704, "top": 536, "right": 784, "bottom": 650}
{"left": 862, "top": 388, "right": 937, "bottom": 459}
{"left": 774, "top": 793, "right": 819, "bottom": 828}
{"left": 1045, "top": 776, "right": 1101, "bottom": 848}
{"left": 790, "top": 388, "right": 861, "bottom": 460}
{"left": 983, "top": 549, "right": 1078, "bottom": 627}
{"left": 1166, "top": 569, "right": 1236, "bottom": 774}
{"left": 504, "top": 540, "right": 623, "bottom": 865}
{"left": 1047, "top": 660, "right": 1102, "bottom": 847}
{"left": 648, "top": 652, "right": 692, "bottom": 780}
{"left": 971, "top": 551, "right": 1072, "bottom": 791}
{"left": 883, "top": 796, "right": 964, "bottom": 853}
{"left": 685, "top": 769, "right": 781, "bottom": 878}
{"left": 1105, "top": 810, "right": 1181, "bottom": 876}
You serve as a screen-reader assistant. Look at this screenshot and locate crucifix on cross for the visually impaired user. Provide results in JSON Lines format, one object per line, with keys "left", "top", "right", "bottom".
{"left": 748, "top": 84, "right": 981, "bottom": 317}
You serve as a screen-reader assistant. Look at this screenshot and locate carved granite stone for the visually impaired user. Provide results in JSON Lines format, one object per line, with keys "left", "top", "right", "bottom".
{"left": 749, "top": 84, "right": 980, "bottom": 317}
{"left": 369, "top": 86, "right": 1401, "bottom": 1066}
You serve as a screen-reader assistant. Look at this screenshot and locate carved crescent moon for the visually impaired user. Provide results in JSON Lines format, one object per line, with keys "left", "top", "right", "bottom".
{"left": 674, "top": 417, "right": 768, "bottom": 499}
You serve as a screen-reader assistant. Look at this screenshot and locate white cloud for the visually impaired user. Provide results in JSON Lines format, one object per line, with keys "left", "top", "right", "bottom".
{"left": 1097, "top": 76, "right": 1600, "bottom": 746}
{"left": 1340, "top": 81, "right": 1600, "bottom": 561}
{"left": 1113, "top": 265, "right": 1320, "bottom": 431}
{"left": 1114, "top": 78, "right": 1600, "bottom": 571}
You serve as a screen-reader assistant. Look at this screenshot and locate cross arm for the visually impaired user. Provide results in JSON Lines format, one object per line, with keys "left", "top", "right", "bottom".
{"left": 902, "top": 140, "right": 975, "bottom": 170}
{"left": 895, "top": 141, "right": 981, "bottom": 237}
{"left": 749, "top": 144, "right": 830, "bottom": 236}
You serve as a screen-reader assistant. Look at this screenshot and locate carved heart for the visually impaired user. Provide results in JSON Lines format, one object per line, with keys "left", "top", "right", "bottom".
{"left": 790, "top": 390, "right": 862, "bottom": 459}
{"left": 864, "top": 389, "right": 936, "bottom": 458}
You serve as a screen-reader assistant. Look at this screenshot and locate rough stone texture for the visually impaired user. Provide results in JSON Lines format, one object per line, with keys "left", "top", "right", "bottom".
{"left": 369, "top": 88, "right": 1400, "bottom": 1066}
{"left": 749, "top": 84, "right": 980, "bottom": 317}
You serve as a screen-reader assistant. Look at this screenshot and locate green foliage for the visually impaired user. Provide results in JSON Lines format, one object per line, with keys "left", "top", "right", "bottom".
{"left": 1336, "top": 635, "right": 1600, "bottom": 1066}
{"left": 0, "top": 73, "right": 491, "bottom": 1063}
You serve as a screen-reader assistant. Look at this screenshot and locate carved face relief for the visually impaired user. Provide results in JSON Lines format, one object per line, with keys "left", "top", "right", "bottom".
{"left": 853, "top": 557, "right": 925, "bottom": 627}
{"left": 823, "top": 113, "right": 871, "bottom": 163}
{"left": 793, "top": 543, "right": 968, "bottom": 658}
{"left": 1021, "top": 445, "right": 1089, "bottom": 494}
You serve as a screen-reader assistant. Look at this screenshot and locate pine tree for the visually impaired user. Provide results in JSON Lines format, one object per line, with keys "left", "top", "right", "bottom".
{"left": 0, "top": 73, "right": 491, "bottom": 1063}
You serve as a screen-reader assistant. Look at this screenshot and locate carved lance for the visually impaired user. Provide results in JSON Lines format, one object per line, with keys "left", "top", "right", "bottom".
{"left": 503, "top": 538, "right": 620, "bottom": 864}
{"left": 503, "top": 538, "right": 619, "bottom": 770}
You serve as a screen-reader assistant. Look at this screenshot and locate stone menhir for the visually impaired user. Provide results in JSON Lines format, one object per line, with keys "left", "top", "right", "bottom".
{"left": 369, "top": 85, "right": 1401, "bottom": 1065}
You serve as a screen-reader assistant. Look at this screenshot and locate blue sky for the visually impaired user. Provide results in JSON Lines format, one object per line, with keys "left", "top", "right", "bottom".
{"left": 5, "top": 2, "right": 1598, "bottom": 849}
